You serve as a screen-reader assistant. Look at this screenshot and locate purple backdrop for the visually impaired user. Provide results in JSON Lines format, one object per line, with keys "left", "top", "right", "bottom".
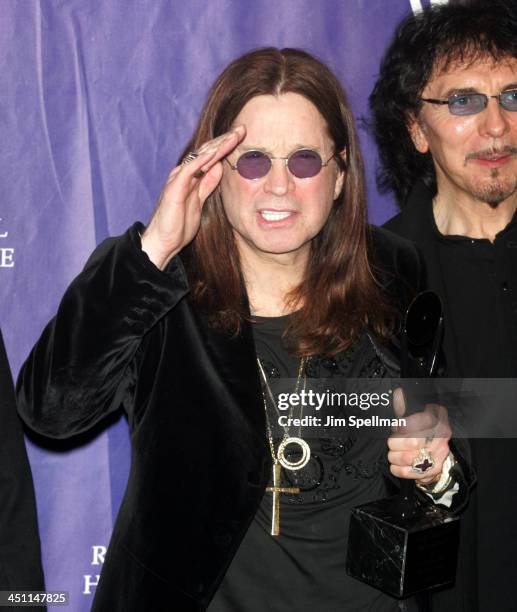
{"left": 1, "top": 0, "right": 444, "bottom": 608}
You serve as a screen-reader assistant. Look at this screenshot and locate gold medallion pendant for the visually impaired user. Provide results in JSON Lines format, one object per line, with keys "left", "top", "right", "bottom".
{"left": 277, "top": 436, "right": 311, "bottom": 470}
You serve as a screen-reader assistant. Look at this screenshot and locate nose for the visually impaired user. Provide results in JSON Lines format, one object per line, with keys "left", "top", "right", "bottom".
{"left": 480, "top": 98, "right": 511, "bottom": 139}
{"left": 263, "top": 159, "right": 295, "bottom": 196}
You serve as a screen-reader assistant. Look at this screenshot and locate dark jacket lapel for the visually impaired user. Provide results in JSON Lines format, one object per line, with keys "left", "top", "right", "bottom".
{"left": 195, "top": 308, "right": 269, "bottom": 452}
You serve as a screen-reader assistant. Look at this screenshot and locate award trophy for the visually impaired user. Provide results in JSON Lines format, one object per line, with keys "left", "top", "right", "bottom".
{"left": 346, "top": 291, "right": 460, "bottom": 597}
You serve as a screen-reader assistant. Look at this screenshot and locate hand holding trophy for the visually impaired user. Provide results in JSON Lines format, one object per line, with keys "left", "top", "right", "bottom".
{"left": 346, "top": 291, "right": 461, "bottom": 598}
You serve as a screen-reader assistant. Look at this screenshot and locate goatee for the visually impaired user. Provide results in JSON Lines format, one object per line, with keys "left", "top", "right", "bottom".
{"left": 465, "top": 146, "right": 517, "bottom": 207}
{"left": 469, "top": 170, "right": 517, "bottom": 209}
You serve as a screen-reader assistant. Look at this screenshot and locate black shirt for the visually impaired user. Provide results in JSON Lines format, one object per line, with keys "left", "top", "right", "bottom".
{"left": 430, "top": 205, "right": 517, "bottom": 378}
{"left": 208, "top": 315, "right": 416, "bottom": 612}
{"left": 432, "top": 212, "right": 517, "bottom": 611}
{"left": 385, "top": 183, "right": 517, "bottom": 612}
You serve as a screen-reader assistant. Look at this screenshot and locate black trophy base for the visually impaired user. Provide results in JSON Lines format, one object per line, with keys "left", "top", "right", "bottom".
{"left": 346, "top": 495, "right": 460, "bottom": 598}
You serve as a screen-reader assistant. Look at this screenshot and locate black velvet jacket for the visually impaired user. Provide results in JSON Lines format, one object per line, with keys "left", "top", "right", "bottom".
{"left": 17, "top": 223, "right": 449, "bottom": 611}
{"left": 0, "top": 329, "right": 45, "bottom": 605}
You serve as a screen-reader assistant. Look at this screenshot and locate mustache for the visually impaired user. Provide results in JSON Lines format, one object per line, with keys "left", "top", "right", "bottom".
{"left": 465, "top": 146, "right": 517, "bottom": 161}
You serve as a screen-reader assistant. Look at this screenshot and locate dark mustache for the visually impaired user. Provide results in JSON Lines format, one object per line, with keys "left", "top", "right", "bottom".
{"left": 466, "top": 146, "right": 517, "bottom": 161}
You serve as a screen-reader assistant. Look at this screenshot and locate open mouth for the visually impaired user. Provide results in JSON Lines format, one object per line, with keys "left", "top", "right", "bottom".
{"left": 259, "top": 210, "right": 294, "bottom": 221}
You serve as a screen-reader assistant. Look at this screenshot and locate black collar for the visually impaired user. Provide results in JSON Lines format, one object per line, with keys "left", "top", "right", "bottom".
{"left": 404, "top": 181, "right": 517, "bottom": 244}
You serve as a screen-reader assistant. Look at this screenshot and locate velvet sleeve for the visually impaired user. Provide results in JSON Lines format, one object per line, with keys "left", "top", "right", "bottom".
{"left": 0, "top": 328, "right": 45, "bottom": 593}
{"left": 16, "top": 222, "right": 189, "bottom": 439}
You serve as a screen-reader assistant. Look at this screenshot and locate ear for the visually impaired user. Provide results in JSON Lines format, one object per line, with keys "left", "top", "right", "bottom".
{"left": 333, "top": 149, "right": 347, "bottom": 200}
{"left": 407, "top": 114, "right": 429, "bottom": 154}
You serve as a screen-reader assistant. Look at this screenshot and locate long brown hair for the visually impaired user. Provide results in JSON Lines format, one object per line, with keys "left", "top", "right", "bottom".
{"left": 181, "top": 48, "right": 395, "bottom": 356}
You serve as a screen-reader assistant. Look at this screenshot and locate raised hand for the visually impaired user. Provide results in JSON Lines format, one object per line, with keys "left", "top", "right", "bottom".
{"left": 141, "top": 125, "right": 246, "bottom": 269}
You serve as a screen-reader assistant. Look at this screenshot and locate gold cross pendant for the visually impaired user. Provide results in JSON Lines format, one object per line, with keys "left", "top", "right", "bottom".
{"left": 266, "top": 462, "right": 300, "bottom": 536}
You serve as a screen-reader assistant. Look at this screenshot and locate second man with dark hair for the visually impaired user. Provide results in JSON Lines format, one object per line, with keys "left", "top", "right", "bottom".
{"left": 371, "top": 2, "right": 517, "bottom": 611}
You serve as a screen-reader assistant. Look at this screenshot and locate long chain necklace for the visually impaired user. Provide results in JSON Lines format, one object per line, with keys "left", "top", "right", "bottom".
{"left": 257, "top": 356, "right": 311, "bottom": 535}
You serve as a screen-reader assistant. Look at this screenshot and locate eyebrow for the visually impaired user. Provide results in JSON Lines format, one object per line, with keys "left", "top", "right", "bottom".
{"left": 442, "top": 87, "right": 479, "bottom": 98}
{"left": 235, "top": 143, "right": 324, "bottom": 155}
{"left": 235, "top": 145, "right": 269, "bottom": 154}
{"left": 441, "top": 83, "right": 517, "bottom": 97}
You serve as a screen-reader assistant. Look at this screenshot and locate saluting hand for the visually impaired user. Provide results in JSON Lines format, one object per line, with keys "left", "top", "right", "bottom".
{"left": 141, "top": 125, "right": 246, "bottom": 270}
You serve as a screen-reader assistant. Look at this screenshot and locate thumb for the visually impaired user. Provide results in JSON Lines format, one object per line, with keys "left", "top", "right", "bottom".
{"left": 392, "top": 387, "right": 407, "bottom": 418}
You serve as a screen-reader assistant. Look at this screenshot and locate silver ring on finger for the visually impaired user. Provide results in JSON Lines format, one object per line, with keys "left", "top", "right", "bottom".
{"left": 411, "top": 447, "right": 435, "bottom": 474}
{"left": 182, "top": 151, "right": 199, "bottom": 165}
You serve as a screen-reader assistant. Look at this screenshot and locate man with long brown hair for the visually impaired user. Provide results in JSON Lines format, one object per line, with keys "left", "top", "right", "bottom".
{"left": 17, "top": 48, "right": 461, "bottom": 611}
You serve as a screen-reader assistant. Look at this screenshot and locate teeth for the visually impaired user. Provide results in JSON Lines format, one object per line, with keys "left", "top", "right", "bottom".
{"left": 260, "top": 210, "right": 292, "bottom": 221}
